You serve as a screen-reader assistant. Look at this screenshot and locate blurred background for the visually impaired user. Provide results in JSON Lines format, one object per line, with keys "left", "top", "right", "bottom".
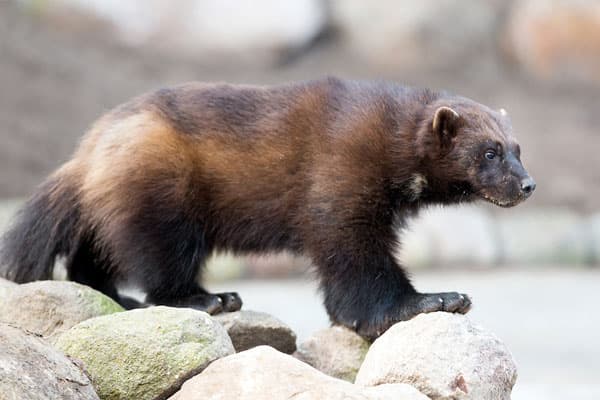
{"left": 0, "top": 1, "right": 599, "bottom": 398}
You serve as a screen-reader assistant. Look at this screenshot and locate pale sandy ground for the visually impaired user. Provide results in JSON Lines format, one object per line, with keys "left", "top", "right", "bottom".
{"left": 210, "top": 268, "right": 600, "bottom": 400}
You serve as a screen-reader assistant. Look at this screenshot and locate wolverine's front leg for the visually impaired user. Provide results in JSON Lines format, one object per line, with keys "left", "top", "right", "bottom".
{"left": 309, "top": 226, "right": 471, "bottom": 340}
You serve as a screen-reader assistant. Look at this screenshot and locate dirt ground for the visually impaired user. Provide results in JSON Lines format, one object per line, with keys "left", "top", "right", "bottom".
{"left": 1, "top": 2, "right": 599, "bottom": 211}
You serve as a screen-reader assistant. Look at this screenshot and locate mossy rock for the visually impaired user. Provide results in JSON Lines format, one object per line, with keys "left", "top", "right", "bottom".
{"left": 0, "top": 280, "right": 123, "bottom": 341}
{"left": 55, "top": 306, "right": 234, "bottom": 400}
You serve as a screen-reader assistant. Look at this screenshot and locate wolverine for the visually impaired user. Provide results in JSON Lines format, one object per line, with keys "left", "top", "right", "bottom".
{"left": 1, "top": 77, "right": 535, "bottom": 339}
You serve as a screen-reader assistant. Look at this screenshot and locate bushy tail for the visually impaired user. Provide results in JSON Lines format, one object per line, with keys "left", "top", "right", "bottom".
{"left": 0, "top": 174, "right": 81, "bottom": 283}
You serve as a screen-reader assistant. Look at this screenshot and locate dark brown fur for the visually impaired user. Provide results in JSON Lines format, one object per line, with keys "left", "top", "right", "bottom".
{"left": 1, "top": 77, "right": 534, "bottom": 339}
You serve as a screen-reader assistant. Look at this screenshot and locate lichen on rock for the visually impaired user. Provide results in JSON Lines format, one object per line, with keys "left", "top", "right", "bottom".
{"left": 54, "top": 306, "right": 234, "bottom": 400}
{"left": 0, "top": 280, "right": 123, "bottom": 341}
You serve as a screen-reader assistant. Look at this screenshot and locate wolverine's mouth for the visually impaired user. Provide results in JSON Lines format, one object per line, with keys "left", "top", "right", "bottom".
{"left": 477, "top": 193, "right": 521, "bottom": 208}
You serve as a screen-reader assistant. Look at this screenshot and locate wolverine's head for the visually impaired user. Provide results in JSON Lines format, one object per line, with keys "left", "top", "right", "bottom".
{"left": 418, "top": 97, "right": 535, "bottom": 207}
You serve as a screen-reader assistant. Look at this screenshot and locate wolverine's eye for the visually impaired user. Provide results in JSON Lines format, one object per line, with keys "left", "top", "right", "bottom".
{"left": 485, "top": 150, "right": 496, "bottom": 160}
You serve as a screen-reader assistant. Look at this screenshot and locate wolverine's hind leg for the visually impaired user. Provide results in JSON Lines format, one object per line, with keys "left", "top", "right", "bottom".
{"left": 113, "top": 199, "right": 242, "bottom": 314}
{"left": 66, "top": 234, "right": 144, "bottom": 309}
{"left": 153, "top": 286, "right": 243, "bottom": 315}
{"left": 78, "top": 113, "right": 241, "bottom": 313}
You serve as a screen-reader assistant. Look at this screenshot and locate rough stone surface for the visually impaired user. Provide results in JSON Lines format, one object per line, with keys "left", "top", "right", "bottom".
{"left": 0, "top": 277, "right": 17, "bottom": 301}
{"left": 0, "top": 322, "right": 99, "bottom": 400}
{"left": 169, "top": 346, "right": 428, "bottom": 400}
{"left": 0, "top": 280, "right": 123, "bottom": 341}
{"left": 54, "top": 306, "right": 234, "bottom": 400}
{"left": 213, "top": 310, "right": 297, "bottom": 353}
{"left": 356, "top": 312, "right": 517, "bottom": 400}
{"left": 294, "top": 325, "right": 370, "bottom": 382}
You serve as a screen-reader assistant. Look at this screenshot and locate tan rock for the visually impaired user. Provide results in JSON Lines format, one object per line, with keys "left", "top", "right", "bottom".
{"left": 356, "top": 312, "right": 517, "bottom": 400}
{"left": 213, "top": 310, "right": 297, "bottom": 353}
{"left": 294, "top": 325, "right": 370, "bottom": 381}
{"left": 169, "top": 346, "right": 428, "bottom": 400}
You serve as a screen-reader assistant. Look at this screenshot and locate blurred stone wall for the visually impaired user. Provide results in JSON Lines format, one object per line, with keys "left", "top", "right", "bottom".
{"left": 21, "top": 0, "right": 600, "bottom": 86}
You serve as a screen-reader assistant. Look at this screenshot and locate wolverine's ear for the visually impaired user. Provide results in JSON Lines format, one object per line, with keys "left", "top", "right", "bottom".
{"left": 432, "top": 106, "right": 460, "bottom": 148}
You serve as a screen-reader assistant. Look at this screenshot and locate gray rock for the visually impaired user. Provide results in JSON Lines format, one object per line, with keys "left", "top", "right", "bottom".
{"left": 0, "top": 277, "right": 17, "bottom": 301}
{"left": 213, "top": 310, "right": 297, "bottom": 353}
{"left": 54, "top": 306, "right": 234, "bottom": 400}
{"left": 0, "top": 322, "right": 99, "bottom": 400}
{"left": 0, "top": 280, "right": 123, "bottom": 341}
{"left": 294, "top": 325, "right": 370, "bottom": 382}
{"left": 356, "top": 312, "right": 517, "bottom": 400}
{"left": 169, "top": 346, "right": 428, "bottom": 400}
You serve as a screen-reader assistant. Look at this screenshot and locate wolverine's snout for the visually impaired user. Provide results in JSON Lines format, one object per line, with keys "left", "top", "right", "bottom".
{"left": 520, "top": 176, "right": 536, "bottom": 198}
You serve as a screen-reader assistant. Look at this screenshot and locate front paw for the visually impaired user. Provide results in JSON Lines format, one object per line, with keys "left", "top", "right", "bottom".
{"left": 413, "top": 292, "right": 472, "bottom": 315}
{"left": 353, "top": 292, "right": 472, "bottom": 340}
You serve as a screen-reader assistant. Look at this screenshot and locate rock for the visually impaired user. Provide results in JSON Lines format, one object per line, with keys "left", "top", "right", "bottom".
{"left": 363, "top": 384, "right": 431, "bottom": 400}
{"left": 54, "top": 306, "right": 234, "bottom": 400}
{"left": 330, "top": 0, "right": 503, "bottom": 69}
{"left": 356, "top": 312, "right": 517, "bottom": 400}
{"left": 0, "top": 277, "right": 17, "bottom": 300}
{"left": 213, "top": 310, "right": 297, "bottom": 354}
{"left": 0, "top": 322, "right": 99, "bottom": 400}
{"left": 503, "top": 0, "right": 600, "bottom": 85}
{"left": 294, "top": 325, "right": 370, "bottom": 382}
{"left": 0, "top": 280, "right": 123, "bottom": 341}
{"left": 169, "top": 346, "right": 428, "bottom": 400}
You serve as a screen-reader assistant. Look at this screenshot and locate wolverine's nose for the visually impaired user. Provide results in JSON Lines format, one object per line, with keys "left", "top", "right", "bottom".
{"left": 520, "top": 177, "right": 536, "bottom": 196}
